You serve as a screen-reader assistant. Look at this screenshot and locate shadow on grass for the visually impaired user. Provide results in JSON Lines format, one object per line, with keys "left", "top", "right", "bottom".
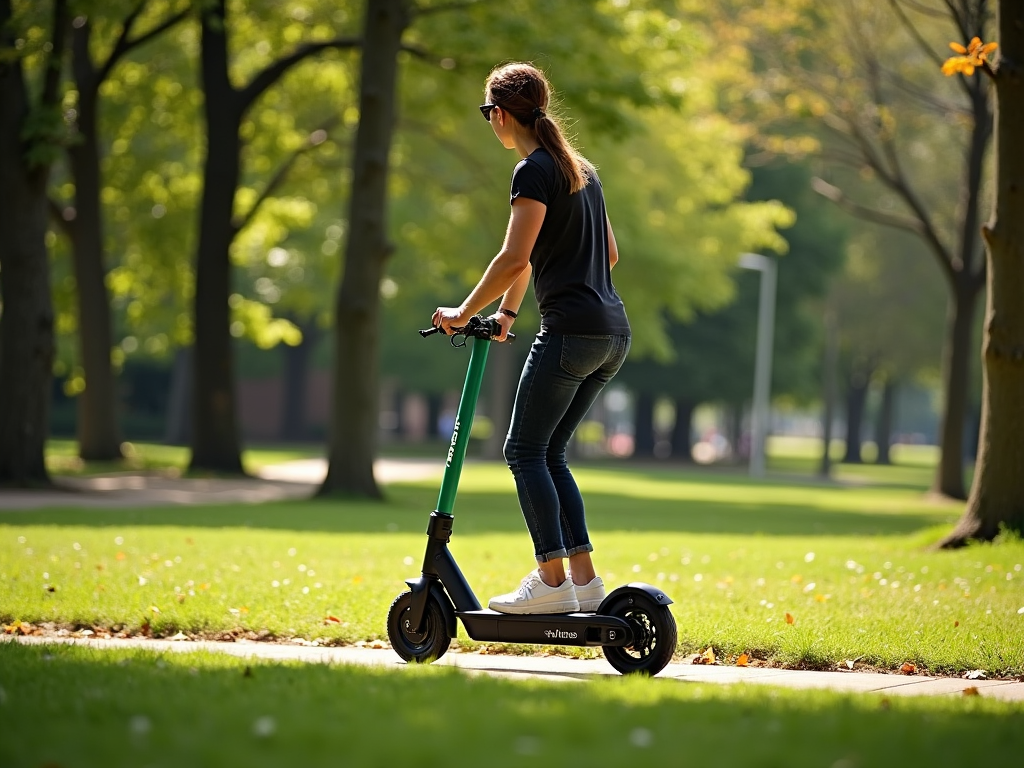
{"left": 1, "top": 642, "right": 1019, "bottom": 768}
{"left": 1, "top": 479, "right": 955, "bottom": 537}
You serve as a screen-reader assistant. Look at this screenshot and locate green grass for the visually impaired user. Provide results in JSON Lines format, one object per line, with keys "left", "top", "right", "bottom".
{"left": 1, "top": 642, "right": 1021, "bottom": 768}
{"left": 3, "top": 459, "right": 1023, "bottom": 676}
{"left": 44, "top": 438, "right": 324, "bottom": 476}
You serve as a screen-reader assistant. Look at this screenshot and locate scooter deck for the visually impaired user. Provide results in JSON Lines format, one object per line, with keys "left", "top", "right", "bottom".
{"left": 456, "top": 609, "right": 633, "bottom": 647}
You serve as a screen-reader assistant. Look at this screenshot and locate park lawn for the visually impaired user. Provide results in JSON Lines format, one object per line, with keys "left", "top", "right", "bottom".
{"left": 1, "top": 642, "right": 1022, "bottom": 768}
{"left": 3, "top": 462, "right": 1023, "bottom": 676}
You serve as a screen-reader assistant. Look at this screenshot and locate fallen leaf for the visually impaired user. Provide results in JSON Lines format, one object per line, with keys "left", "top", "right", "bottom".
{"left": 324, "top": 615, "right": 342, "bottom": 624}
{"left": 954, "top": 620, "right": 960, "bottom": 627}
{"left": 692, "top": 646, "right": 716, "bottom": 665}
{"left": 963, "top": 686, "right": 980, "bottom": 697}
{"left": 18, "top": 623, "right": 33, "bottom": 635}
{"left": 785, "top": 613, "right": 795, "bottom": 625}
{"left": 900, "top": 662, "right": 917, "bottom": 675}
{"left": 736, "top": 653, "right": 750, "bottom": 667}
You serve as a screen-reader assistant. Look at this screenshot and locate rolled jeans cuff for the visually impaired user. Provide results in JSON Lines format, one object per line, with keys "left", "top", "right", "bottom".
{"left": 535, "top": 542, "right": 594, "bottom": 563}
{"left": 535, "top": 547, "right": 568, "bottom": 563}
{"left": 566, "top": 543, "right": 594, "bottom": 558}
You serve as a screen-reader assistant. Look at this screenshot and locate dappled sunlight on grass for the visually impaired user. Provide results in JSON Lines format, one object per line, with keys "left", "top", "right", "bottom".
{"left": 2, "top": 642, "right": 1021, "bottom": 767}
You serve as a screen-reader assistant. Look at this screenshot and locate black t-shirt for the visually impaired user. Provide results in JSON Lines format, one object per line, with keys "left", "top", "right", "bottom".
{"left": 509, "top": 148, "right": 630, "bottom": 335}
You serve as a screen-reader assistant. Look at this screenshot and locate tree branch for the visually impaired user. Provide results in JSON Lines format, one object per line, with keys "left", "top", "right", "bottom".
{"left": 888, "top": 0, "right": 946, "bottom": 68}
{"left": 97, "top": 3, "right": 192, "bottom": 85}
{"left": 885, "top": 67, "right": 973, "bottom": 117}
{"left": 812, "top": 177, "right": 956, "bottom": 285}
{"left": 942, "top": 0, "right": 971, "bottom": 41}
{"left": 895, "top": 0, "right": 951, "bottom": 19}
{"left": 42, "top": 0, "right": 70, "bottom": 108}
{"left": 238, "top": 38, "right": 360, "bottom": 114}
{"left": 232, "top": 116, "right": 341, "bottom": 234}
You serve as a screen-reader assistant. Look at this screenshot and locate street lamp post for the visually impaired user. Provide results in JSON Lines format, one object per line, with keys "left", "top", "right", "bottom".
{"left": 739, "top": 253, "right": 777, "bottom": 478}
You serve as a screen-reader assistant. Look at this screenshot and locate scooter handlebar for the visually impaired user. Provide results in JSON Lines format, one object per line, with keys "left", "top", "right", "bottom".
{"left": 418, "top": 315, "right": 515, "bottom": 342}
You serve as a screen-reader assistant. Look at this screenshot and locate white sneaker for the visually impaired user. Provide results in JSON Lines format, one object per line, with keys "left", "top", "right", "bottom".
{"left": 488, "top": 570, "right": 580, "bottom": 614}
{"left": 573, "top": 576, "right": 606, "bottom": 612}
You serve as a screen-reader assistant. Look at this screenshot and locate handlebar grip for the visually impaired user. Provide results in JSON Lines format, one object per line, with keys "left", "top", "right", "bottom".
{"left": 419, "top": 326, "right": 443, "bottom": 337}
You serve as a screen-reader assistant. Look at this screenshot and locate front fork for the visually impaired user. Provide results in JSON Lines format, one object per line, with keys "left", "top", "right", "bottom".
{"left": 404, "top": 511, "right": 480, "bottom": 633}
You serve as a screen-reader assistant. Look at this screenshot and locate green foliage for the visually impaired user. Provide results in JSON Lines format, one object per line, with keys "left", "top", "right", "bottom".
{"left": 619, "top": 159, "right": 847, "bottom": 403}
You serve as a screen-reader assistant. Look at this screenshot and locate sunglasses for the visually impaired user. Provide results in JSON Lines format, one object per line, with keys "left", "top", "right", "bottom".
{"left": 479, "top": 103, "right": 498, "bottom": 121}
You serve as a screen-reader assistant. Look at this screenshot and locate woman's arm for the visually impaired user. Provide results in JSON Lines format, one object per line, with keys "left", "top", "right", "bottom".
{"left": 489, "top": 262, "right": 532, "bottom": 341}
{"left": 607, "top": 215, "right": 619, "bottom": 270}
{"left": 432, "top": 198, "right": 545, "bottom": 332}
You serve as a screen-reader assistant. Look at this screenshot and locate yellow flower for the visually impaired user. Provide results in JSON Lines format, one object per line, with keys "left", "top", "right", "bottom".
{"left": 942, "top": 37, "right": 998, "bottom": 77}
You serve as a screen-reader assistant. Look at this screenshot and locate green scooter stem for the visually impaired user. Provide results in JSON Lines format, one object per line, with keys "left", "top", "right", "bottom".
{"left": 435, "top": 335, "right": 490, "bottom": 515}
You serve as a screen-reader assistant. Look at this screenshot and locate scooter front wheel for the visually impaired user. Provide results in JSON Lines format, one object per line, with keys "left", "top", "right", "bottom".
{"left": 387, "top": 591, "right": 452, "bottom": 664}
{"left": 600, "top": 592, "right": 677, "bottom": 676}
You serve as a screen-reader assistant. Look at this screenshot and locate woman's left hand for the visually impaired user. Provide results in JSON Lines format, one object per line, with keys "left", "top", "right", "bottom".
{"left": 432, "top": 305, "right": 470, "bottom": 335}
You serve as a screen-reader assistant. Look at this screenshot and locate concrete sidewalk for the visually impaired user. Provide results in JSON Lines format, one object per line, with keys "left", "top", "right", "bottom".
{"left": 10, "top": 636, "right": 1023, "bottom": 702}
{"left": 0, "top": 458, "right": 441, "bottom": 511}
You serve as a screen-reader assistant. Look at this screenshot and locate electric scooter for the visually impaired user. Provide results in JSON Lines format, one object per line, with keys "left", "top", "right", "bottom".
{"left": 386, "top": 315, "right": 677, "bottom": 676}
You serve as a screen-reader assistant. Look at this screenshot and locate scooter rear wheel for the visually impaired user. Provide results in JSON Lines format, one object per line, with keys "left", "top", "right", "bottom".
{"left": 387, "top": 591, "right": 451, "bottom": 664}
{"left": 600, "top": 592, "right": 677, "bottom": 676}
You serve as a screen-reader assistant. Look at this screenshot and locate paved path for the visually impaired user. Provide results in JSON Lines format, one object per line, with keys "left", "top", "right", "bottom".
{"left": 0, "top": 459, "right": 441, "bottom": 511}
{"left": 9, "top": 636, "right": 1022, "bottom": 701}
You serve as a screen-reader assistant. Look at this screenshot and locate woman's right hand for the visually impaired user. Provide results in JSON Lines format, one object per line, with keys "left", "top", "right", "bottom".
{"left": 488, "top": 311, "right": 515, "bottom": 342}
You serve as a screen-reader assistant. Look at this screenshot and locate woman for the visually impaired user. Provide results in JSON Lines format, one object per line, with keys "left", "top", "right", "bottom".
{"left": 432, "top": 62, "right": 630, "bottom": 615}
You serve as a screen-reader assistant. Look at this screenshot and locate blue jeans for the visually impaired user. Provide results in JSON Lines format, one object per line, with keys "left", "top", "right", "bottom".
{"left": 503, "top": 330, "right": 631, "bottom": 563}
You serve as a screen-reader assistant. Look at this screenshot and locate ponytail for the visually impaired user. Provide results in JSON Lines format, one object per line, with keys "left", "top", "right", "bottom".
{"left": 533, "top": 115, "right": 591, "bottom": 194}
{"left": 485, "top": 63, "right": 593, "bottom": 194}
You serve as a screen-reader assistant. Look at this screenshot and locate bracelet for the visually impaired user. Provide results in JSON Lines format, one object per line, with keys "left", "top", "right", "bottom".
{"left": 499, "top": 307, "right": 518, "bottom": 319}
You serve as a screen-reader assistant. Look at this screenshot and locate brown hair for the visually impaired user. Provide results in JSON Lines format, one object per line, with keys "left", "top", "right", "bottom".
{"left": 485, "top": 62, "right": 593, "bottom": 194}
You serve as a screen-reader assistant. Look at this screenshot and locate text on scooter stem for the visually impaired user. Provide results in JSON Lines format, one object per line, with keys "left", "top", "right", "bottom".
{"left": 445, "top": 418, "right": 461, "bottom": 468}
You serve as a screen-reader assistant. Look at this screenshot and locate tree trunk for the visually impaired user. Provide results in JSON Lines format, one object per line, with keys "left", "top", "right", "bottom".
{"left": 931, "top": 286, "right": 979, "bottom": 498}
{"left": 842, "top": 363, "right": 873, "bottom": 464}
{"left": 320, "top": 0, "right": 407, "bottom": 497}
{"left": 671, "top": 397, "right": 695, "bottom": 462}
{"left": 279, "top": 322, "right": 321, "bottom": 441}
{"left": 164, "top": 347, "right": 192, "bottom": 444}
{"left": 941, "top": 1, "right": 1024, "bottom": 545}
{"left": 189, "top": 1, "right": 245, "bottom": 474}
{"left": 0, "top": 0, "right": 64, "bottom": 487}
{"left": 874, "top": 376, "right": 897, "bottom": 466}
{"left": 819, "top": 308, "right": 838, "bottom": 477}
{"left": 632, "top": 391, "right": 655, "bottom": 459}
{"left": 68, "top": 22, "right": 122, "bottom": 461}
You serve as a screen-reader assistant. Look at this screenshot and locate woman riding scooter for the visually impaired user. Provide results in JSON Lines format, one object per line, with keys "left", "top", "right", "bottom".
{"left": 432, "top": 62, "right": 630, "bottom": 615}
